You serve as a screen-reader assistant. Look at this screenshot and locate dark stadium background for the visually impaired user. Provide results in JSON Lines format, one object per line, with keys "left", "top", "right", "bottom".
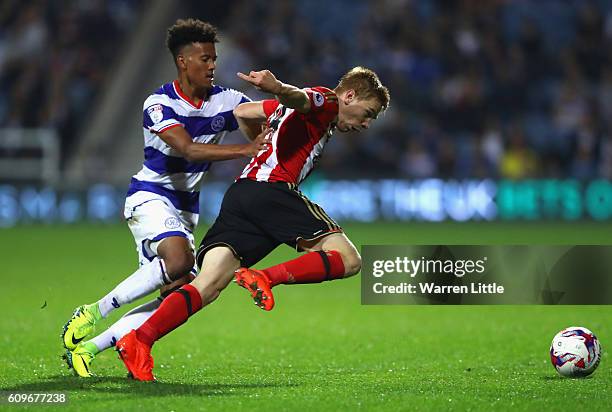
{"left": 2, "top": 0, "right": 612, "bottom": 223}
{"left": 0, "top": 1, "right": 610, "bottom": 411}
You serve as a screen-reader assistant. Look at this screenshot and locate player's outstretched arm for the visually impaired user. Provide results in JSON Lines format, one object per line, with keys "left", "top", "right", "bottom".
{"left": 157, "top": 124, "right": 268, "bottom": 162}
{"left": 238, "top": 118, "right": 266, "bottom": 142}
{"left": 233, "top": 101, "right": 268, "bottom": 141}
{"left": 237, "top": 70, "right": 311, "bottom": 114}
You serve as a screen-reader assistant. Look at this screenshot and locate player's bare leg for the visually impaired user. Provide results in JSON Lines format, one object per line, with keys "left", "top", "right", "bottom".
{"left": 116, "top": 247, "right": 239, "bottom": 381}
{"left": 235, "top": 232, "right": 361, "bottom": 310}
{"left": 190, "top": 246, "right": 241, "bottom": 304}
{"left": 156, "top": 237, "right": 195, "bottom": 283}
{"left": 299, "top": 232, "right": 362, "bottom": 276}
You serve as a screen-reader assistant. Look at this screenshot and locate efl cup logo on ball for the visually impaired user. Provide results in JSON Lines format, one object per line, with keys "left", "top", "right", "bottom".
{"left": 550, "top": 326, "right": 602, "bottom": 378}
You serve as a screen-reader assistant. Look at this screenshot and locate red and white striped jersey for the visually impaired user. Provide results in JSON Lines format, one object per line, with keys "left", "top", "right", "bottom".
{"left": 239, "top": 86, "right": 338, "bottom": 185}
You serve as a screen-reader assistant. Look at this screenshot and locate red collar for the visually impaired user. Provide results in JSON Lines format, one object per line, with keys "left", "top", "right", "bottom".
{"left": 173, "top": 80, "right": 204, "bottom": 109}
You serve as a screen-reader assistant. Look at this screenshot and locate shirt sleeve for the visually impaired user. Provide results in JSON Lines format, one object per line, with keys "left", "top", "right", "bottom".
{"left": 263, "top": 99, "right": 280, "bottom": 118}
{"left": 302, "top": 87, "right": 339, "bottom": 128}
{"left": 225, "top": 92, "right": 253, "bottom": 132}
{"left": 238, "top": 93, "right": 252, "bottom": 105}
{"left": 143, "top": 102, "right": 182, "bottom": 133}
{"left": 305, "top": 87, "right": 339, "bottom": 116}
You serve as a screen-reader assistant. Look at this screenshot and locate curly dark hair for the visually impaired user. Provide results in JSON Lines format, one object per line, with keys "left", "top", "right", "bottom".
{"left": 166, "top": 18, "right": 218, "bottom": 60}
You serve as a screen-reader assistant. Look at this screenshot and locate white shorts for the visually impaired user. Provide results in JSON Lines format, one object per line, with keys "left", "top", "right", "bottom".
{"left": 124, "top": 192, "right": 198, "bottom": 273}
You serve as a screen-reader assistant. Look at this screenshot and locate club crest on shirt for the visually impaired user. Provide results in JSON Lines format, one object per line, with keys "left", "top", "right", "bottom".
{"left": 313, "top": 92, "right": 325, "bottom": 107}
{"left": 211, "top": 115, "right": 226, "bottom": 132}
{"left": 164, "top": 217, "right": 181, "bottom": 229}
{"left": 147, "top": 104, "right": 164, "bottom": 124}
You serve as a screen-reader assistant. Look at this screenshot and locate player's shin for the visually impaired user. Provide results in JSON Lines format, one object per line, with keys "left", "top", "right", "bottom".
{"left": 88, "top": 297, "right": 163, "bottom": 353}
{"left": 135, "top": 284, "right": 203, "bottom": 347}
{"left": 97, "top": 257, "right": 171, "bottom": 318}
{"left": 263, "top": 250, "right": 346, "bottom": 286}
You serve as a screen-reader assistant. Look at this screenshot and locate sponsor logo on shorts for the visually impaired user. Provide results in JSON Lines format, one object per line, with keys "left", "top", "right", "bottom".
{"left": 165, "top": 217, "right": 181, "bottom": 229}
{"left": 211, "top": 115, "right": 226, "bottom": 132}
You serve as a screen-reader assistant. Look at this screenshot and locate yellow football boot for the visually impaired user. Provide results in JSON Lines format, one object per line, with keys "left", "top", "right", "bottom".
{"left": 63, "top": 344, "right": 95, "bottom": 378}
{"left": 61, "top": 304, "right": 99, "bottom": 350}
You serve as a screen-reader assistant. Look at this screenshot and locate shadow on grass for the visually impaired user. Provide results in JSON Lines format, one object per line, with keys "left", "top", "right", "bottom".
{"left": 540, "top": 375, "right": 594, "bottom": 381}
{"left": 1, "top": 375, "right": 297, "bottom": 397}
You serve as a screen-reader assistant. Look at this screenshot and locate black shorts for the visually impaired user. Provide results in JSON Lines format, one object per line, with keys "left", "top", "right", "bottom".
{"left": 196, "top": 179, "right": 342, "bottom": 268}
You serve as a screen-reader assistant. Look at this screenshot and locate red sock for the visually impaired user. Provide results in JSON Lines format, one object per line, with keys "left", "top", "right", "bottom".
{"left": 263, "top": 250, "right": 346, "bottom": 286}
{"left": 136, "top": 284, "right": 202, "bottom": 347}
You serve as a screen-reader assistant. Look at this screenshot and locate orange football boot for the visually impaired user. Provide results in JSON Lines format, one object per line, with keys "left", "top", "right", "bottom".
{"left": 116, "top": 330, "right": 155, "bottom": 381}
{"left": 234, "top": 268, "right": 275, "bottom": 311}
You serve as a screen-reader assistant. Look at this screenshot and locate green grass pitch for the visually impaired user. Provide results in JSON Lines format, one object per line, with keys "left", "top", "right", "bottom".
{"left": 1, "top": 222, "right": 611, "bottom": 411}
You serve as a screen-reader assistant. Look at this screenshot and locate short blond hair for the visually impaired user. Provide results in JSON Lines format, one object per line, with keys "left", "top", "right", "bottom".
{"left": 335, "top": 67, "right": 390, "bottom": 110}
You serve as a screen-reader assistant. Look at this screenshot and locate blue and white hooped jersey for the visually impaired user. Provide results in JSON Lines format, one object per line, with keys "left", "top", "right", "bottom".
{"left": 126, "top": 80, "right": 250, "bottom": 227}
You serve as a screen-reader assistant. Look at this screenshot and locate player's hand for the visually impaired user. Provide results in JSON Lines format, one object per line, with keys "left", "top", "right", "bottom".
{"left": 237, "top": 70, "right": 282, "bottom": 95}
{"left": 242, "top": 126, "right": 272, "bottom": 157}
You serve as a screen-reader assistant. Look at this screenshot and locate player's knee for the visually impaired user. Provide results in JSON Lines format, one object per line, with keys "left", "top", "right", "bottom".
{"left": 163, "top": 252, "right": 195, "bottom": 281}
{"left": 341, "top": 250, "right": 362, "bottom": 277}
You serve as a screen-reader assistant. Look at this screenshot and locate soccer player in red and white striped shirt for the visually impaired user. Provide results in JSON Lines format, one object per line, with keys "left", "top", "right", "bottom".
{"left": 116, "top": 67, "right": 390, "bottom": 381}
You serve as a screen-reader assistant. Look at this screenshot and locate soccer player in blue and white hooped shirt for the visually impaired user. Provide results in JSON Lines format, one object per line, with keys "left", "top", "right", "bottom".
{"left": 60, "top": 19, "right": 269, "bottom": 377}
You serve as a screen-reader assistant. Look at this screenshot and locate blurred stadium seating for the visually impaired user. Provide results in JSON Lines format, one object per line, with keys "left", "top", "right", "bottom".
{"left": 204, "top": 0, "right": 612, "bottom": 181}
{"left": 1, "top": 0, "right": 612, "bottom": 225}
{"left": 0, "top": 0, "right": 142, "bottom": 168}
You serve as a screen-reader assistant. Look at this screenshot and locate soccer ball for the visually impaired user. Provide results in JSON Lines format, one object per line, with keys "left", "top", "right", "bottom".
{"left": 550, "top": 326, "right": 601, "bottom": 377}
